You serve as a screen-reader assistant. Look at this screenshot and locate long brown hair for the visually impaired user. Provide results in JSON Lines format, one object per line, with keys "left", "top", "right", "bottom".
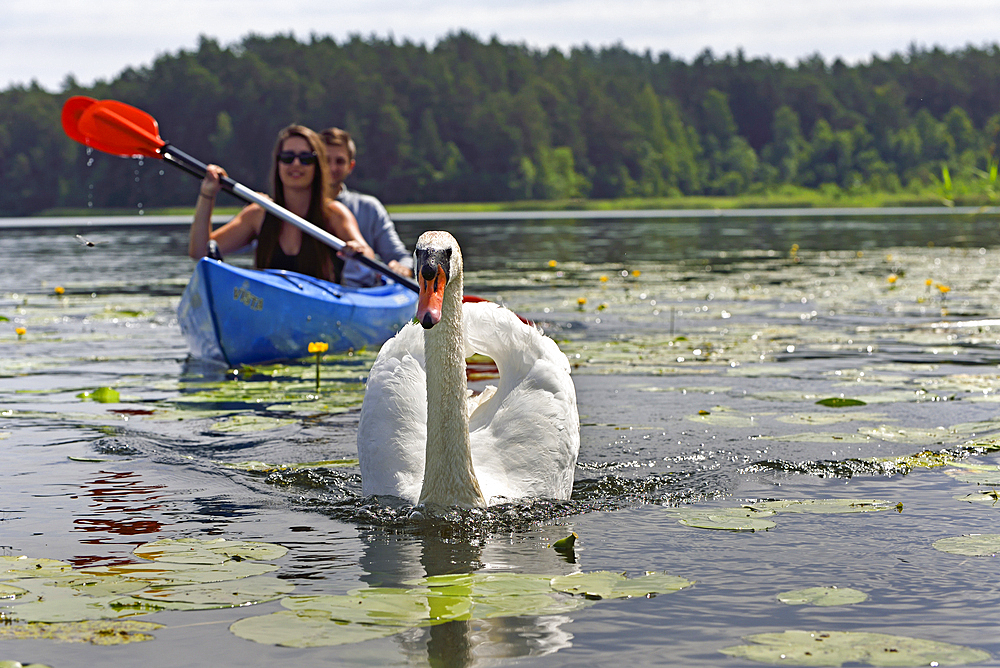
{"left": 255, "top": 125, "right": 339, "bottom": 281}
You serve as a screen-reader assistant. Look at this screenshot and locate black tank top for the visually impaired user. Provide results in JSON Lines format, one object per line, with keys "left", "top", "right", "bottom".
{"left": 268, "top": 241, "right": 300, "bottom": 272}
{"left": 257, "top": 212, "right": 343, "bottom": 282}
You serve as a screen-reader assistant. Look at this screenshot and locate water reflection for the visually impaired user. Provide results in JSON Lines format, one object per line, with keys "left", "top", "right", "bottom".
{"left": 70, "top": 470, "right": 166, "bottom": 566}
{"left": 358, "top": 523, "right": 579, "bottom": 665}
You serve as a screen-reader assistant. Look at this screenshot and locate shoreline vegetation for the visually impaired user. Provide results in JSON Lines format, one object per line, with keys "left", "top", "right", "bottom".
{"left": 28, "top": 186, "right": 1000, "bottom": 219}
{"left": 3, "top": 34, "right": 1000, "bottom": 218}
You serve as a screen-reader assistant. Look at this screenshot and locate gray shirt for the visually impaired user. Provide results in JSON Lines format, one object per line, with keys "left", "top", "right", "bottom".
{"left": 337, "top": 186, "right": 413, "bottom": 287}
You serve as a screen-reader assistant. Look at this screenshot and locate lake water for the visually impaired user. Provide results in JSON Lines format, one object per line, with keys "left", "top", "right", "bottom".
{"left": 3, "top": 211, "right": 1000, "bottom": 667}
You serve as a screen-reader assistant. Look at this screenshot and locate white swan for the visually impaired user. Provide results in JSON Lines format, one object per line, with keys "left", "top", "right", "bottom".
{"left": 357, "top": 231, "right": 580, "bottom": 507}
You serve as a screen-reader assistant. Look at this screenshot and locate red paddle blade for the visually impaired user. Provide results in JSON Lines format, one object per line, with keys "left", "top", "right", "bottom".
{"left": 61, "top": 96, "right": 97, "bottom": 145}
{"left": 75, "top": 99, "right": 165, "bottom": 158}
{"left": 61, "top": 96, "right": 140, "bottom": 157}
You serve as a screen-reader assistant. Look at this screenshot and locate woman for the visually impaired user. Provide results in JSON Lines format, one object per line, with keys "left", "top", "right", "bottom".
{"left": 189, "top": 125, "right": 374, "bottom": 283}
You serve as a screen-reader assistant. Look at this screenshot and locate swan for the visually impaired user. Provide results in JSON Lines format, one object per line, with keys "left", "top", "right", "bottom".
{"left": 357, "top": 231, "right": 580, "bottom": 507}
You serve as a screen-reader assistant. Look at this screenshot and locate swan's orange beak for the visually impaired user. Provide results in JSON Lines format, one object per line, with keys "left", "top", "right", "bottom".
{"left": 417, "top": 265, "right": 447, "bottom": 329}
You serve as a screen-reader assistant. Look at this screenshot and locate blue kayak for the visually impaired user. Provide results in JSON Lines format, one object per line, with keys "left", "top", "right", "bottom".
{"left": 177, "top": 258, "right": 417, "bottom": 366}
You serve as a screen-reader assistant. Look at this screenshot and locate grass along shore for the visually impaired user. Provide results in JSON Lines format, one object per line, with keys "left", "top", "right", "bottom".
{"left": 32, "top": 184, "right": 999, "bottom": 218}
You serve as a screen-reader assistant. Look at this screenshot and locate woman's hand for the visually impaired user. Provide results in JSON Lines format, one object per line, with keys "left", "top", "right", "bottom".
{"left": 387, "top": 260, "right": 414, "bottom": 278}
{"left": 200, "top": 164, "right": 228, "bottom": 198}
{"left": 339, "top": 239, "right": 375, "bottom": 260}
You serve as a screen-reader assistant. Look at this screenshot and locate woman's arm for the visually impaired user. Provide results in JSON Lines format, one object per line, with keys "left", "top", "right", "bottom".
{"left": 326, "top": 200, "right": 375, "bottom": 260}
{"left": 188, "top": 165, "right": 264, "bottom": 259}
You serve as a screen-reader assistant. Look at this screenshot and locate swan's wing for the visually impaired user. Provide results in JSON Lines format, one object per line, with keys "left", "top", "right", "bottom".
{"left": 463, "top": 302, "right": 580, "bottom": 502}
{"left": 357, "top": 322, "right": 427, "bottom": 503}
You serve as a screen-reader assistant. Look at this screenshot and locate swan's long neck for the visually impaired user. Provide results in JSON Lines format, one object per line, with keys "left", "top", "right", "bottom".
{"left": 418, "top": 270, "right": 486, "bottom": 508}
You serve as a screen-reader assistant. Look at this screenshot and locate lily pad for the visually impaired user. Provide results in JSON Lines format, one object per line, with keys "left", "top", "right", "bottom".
{"left": 0, "top": 584, "right": 27, "bottom": 600}
{"left": 777, "top": 587, "right": 868, "bottom": 606}
{"left": 944, "top": 464, "right": 1000, "bottom": 485}
{"left": 230, "top": 609, "right": 401, "bottom": 647}
{"left": 133, "top": 537, "right": 288, "bottom": 564}
{"left": 472, "top": 592, "right": 590, "bottom": 618}
{"left": 750, "top": 499, "right": 895, "bottom": 514}
{"left": 666, "top": 507, "right": 776, "bottom": 532}
{"left": 127, "top": 577, "right": 293, "bottom": 609}
{"left": 282, "top": 589, "right": 472, "bottom": 626}
{"left": 816, "top": 397, "right": 867, "bottom": 407}
{"left": 41, "top": 574, "right": 150, "bottom": 598}
{"left": 82, "top": 560, "right": 277, "bottom": 586}
{"left": 549, "top": 571, "right": 694, "bottom": 599}
{"left": 0, "top": 620, "right": 161, "bottom": 646}
{"left": 720, "top": 630, "right": 990, "bottom": 666}
{"left": 5, "top": 594, "right": 152, "bottom": 623}
{"left": 932, "top": 534, "right": 1000, "bottom": 556}
{"left": 954, "top": 489, "right": 1000, "bottom": 505}
{"left": 0, "top": 558, "right": 74, "bottom": 581}
{"left": 77, "top": 387, "right": 119, "bottom": 403}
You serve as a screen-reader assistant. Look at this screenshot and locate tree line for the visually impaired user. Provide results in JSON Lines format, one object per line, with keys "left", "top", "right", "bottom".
{"left": 2, "top": 32, "right": 999, "bottom": 216}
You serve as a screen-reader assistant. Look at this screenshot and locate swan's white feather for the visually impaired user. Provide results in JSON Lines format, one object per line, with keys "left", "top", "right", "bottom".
{"left": 358, "top": 300, "right": 579, "bottom": 504}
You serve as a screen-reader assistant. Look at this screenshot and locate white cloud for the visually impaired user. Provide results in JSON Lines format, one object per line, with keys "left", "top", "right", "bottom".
{"left": 3, "top": 0, "right": 999, "bottom": 90}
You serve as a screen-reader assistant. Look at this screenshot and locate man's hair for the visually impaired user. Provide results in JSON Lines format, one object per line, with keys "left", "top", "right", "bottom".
{"left": 320, "top": 127, "right": 356, "bottom": 162}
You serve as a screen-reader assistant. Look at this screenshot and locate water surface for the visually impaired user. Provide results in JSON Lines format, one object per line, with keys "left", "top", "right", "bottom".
{"left": 3, "top": 212, "right": 1000, "bottom": 666}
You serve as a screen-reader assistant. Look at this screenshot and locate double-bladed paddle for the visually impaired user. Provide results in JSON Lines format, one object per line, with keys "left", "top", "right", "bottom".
{"left": 61, "top": 96, "right": 420, "bottom": 293}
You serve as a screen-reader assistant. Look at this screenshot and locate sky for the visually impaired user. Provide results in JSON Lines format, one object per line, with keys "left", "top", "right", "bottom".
{"left": 5, "top": 0, "right": 1000, "bottom": 91}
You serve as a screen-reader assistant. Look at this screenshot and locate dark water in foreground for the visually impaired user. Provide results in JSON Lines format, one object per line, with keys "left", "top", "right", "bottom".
{"left": 3, "top": 212, "right": 1000, "bottom": 666}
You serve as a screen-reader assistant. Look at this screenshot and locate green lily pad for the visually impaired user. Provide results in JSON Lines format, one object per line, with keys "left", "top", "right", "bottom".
{"left": 750, "top": 499, "right": 895, "bottom": 514}
{"left": 666, "top": 507, "right": 776, "bottom": 532}
{"left": 408, "top": 572, "right": 557, "bottom": 598}
{"left": 816, "top": 397, "right": 867, "bottom": 407}
{"left": 5, "top": 594, "right": 153, "bottom": 623}
{"left": 127, "top": 577, "right": 293, "bottom": 609}
{"left": 0, "top": 584, "right": 27, "bottom": 600}
{"left": 0, "top": 662, "right": 53, "bottom": 668}
{"left": 77, "top": 387, "right": 119, "bottom": 403}
{"left": 472, "top": 592, "right": 590, "bottom": 618}
{"left": 720, "top": 630, "right": 990, "bottom": 666}
{"left": 230, "top": 609, "right": 401, "bottom": 647}
{"left": 40, "top": 574, "right": 150, "bottom": 598}
{"left": 777, "top": 587, "right": 868, "bottom": 606}
{"left": 0, "top": 619, "right": 161, "bottom": 645}
{"left": 549, "top": 571, "right": 694, "bottom": 599}
{"left": 932, "top": 534, "right": 1000, "bottom": 556}
{"left": 0, "top": 558, "right": 74, "bottom": 581}
{"left": 282, "top": 589, "right": 472, "bottom": 626}
{"left": 954, "top": 489, "right": 1000, "bottom": 505}
{"left": 82, "top": 560, "right": 278, "bottom": 586}
{"left": 133, "top": 537, "right": 288, "bottom": 564}
{"left": 944, "top": 463, "right": 1000, "bottom": 485}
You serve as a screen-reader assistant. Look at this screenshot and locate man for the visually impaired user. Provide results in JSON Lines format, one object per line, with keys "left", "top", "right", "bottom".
{"left": 320, "top": 128, "right": 414, "bottom": 287}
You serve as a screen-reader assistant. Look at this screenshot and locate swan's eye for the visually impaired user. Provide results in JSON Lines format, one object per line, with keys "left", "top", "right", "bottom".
{"left": 444, "top": 248, "right": 453, "bottom": 259}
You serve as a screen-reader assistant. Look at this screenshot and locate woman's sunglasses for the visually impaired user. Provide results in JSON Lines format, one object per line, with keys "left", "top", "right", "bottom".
{"left": 278, "top": 151, "right": 318, "bottom": 165}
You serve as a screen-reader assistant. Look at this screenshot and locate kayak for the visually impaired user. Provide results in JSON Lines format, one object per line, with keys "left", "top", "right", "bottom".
{"left": 177, "top": 258, "right": 417, "bottom": 366}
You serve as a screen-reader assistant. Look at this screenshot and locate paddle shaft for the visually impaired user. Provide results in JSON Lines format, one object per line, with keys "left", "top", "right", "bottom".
{"left": 163, "top": 144, "right": 419, "bottom": 293}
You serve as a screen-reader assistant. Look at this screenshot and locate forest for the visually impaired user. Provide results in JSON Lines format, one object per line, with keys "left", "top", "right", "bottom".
{"left": 2, "top": 32, "right": 999, "bottom": 216}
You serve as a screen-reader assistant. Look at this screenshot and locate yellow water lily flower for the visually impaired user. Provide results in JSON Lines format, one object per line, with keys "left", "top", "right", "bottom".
{"left": 548, "top": 260, "right": 558, "bottom": 267}
{"left": 308, "top": 341, "right": 329, "bottom": 354}
{"left": 54, "top": 286, "right": 65, "bottom": 295}
{"left": 887, "top": 274, "right": 897, "bottom": 284}
{"left": 937, "top": 284, "right": 951, "bottom": 294}
{"left": 599, "top": 275, "right": 608, "bottom": 283}
{"left": 15, "top": 327, "right": 26, "bottom": 338}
